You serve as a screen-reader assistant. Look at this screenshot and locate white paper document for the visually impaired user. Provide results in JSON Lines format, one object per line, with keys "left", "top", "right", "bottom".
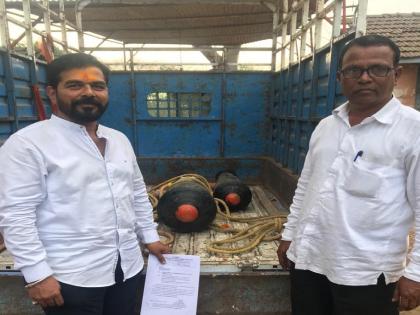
{"left": 140, "top": 254, "right": 200, "bottom": 315}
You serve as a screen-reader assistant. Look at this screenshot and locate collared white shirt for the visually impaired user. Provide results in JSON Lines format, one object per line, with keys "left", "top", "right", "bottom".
{"left": 0, "top": 115, "right": 159, "bottom": 287}
{"left": 282, "top": 97, "right": 420, "bottom": 285}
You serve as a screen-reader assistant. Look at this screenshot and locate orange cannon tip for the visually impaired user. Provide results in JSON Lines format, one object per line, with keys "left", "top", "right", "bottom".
{"left": 175, "top": 204, "right": 199, "bottom": 223}
{"left": 225, "top": 193, "right": 241, "bottom": 206}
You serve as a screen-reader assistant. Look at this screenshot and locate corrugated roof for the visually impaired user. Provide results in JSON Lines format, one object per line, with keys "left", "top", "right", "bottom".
{"left": 68, "top": 3, "right": 275, "bottom": 46}
{"left": 8, "top": 1, "right": 420, "bottom": 57}
{"left": 8, "top": 0, "right": 318, "bottom": 46}
{"left": 367, "top": 13, "right": 420, "bottom": 59}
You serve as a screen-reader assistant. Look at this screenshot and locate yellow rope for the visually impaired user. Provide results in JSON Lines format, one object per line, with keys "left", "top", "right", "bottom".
{"left": 214, "top": 197, "right": 287, "bottom": 223}
{"left": 207, "top": 198, "right": 287, "bottom": 254}
{"left": 148, "top": 174, "right": 212, "bottom": 209}
{"left": 158, "top": 229, "right": 175, "bottom": 246}
{"left": 148, "top": 194, "right": 158, "bottom": 209}
{"left": 207, "top": 217, "right": 285, "bottom": 254}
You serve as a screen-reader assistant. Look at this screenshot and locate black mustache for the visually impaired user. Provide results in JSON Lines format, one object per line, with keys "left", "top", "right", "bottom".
{"left": 71, "top": 97, "right": 103, "bottom": 107}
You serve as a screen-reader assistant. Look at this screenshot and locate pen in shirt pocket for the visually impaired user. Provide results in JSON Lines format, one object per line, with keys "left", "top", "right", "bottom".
{"left": 353, "top": 150, "right": 363, "bottom": 162}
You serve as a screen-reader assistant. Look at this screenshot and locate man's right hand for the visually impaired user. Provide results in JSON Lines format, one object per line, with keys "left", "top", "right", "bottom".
{"left": 27, "top": 276, "right": 64, "bottom": 309}
{"left": 277, "top": 240, "right": 292, "bottom": 271}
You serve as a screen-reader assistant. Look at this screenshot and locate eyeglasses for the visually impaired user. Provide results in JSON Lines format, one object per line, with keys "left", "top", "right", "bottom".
{"left": 340, "top": 65, "right": 394, "bottom": 79}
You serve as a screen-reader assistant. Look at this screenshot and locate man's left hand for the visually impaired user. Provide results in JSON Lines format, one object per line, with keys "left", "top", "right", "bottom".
{"left": 145, "top": 241, "right": 170, "bottom": 264}
{"left": 393, "top": 276, "right": 420, "bottom": 311}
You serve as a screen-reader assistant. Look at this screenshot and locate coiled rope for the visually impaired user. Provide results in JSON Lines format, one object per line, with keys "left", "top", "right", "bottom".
{"left": 206, "top": 198, "right": 287, "bottom": 254}
{"left": 157, "top": 230, "right": 175, "bottom": 246}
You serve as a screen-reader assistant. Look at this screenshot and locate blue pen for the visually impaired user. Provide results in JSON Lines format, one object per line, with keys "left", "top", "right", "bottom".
{"left": 353, "top": 150, "right": 363, "bottom": 162}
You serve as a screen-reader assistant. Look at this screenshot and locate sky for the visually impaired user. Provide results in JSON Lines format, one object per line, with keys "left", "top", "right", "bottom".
{"left": 367, "top": 0, "right": 420, "bottom": 14}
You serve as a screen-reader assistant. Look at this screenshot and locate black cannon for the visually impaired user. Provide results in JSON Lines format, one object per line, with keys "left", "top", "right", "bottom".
{"left": 213, "top": 171, "right": 252, "bottom": 212}
{"left": 157, "top": 180, "right": 217, "bottom": 233}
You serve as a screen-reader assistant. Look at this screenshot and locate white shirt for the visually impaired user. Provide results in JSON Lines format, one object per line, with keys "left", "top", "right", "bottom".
{"left": 282, "top": 97, "right": 420, "bottom": 285}
{"left": 0, "top": 115, "right": 159, "bottom": 287}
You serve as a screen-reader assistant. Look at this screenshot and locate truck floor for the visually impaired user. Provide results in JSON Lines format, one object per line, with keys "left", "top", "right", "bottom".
{"left": 159, "top": 185, "right": 288, "bottom": 272}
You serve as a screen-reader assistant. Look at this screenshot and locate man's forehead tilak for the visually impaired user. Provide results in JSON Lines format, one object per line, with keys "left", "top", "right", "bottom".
{"left": 65, "top": 68, "right": 105, "bottom": 82}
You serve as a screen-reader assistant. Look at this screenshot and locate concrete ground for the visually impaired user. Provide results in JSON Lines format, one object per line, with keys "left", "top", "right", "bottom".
{"left": 403, "top": 308, "right": 420, "bottom": 315}
{"left": 403, "top": 232, "right": 420, "bottom": 315}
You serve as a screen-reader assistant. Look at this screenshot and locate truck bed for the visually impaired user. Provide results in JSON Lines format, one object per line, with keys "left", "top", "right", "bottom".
{"left": 163, "top": 185, "right": 287, "bottom": 272}
{"left": 0, "top": 185, "right": 287, "bottom": 272}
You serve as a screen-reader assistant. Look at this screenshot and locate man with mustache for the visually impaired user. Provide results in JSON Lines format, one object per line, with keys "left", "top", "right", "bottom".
{"left": 277, "top": 35, "right": 420, "bottom": 314}
{"left": 0, "top": 53, "right": 169, "bottom": 314}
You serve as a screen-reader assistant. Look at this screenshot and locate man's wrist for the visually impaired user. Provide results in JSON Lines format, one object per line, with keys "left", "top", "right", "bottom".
{"left": 21, "top": 260, "right": 53, "bottom": 284}
{"left": 24, "top": 275, "right": 50, "bottom": 289}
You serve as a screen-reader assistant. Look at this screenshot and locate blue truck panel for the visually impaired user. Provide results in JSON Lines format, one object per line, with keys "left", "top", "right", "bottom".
{"left": 270, "top": 34, "right": 354, "bottom": 174}
{"left": 101, "top": 72, "right": 270, "bottom": 158}
{"left": 224, "top": 73, "right": 269, "bottom": 157}
{"left": 0, "top": 51, "right": 52, "bottom": 146}
{"left": 102, "top": 73, "right": 134, "bottom": 143}
{"left": 10, "top": 56, "right": 30, "bottom": 81}
{"left": 138, "top": 122, "right": 220, "bottom": 156}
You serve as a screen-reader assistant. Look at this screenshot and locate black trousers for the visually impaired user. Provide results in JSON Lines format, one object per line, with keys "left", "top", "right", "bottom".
{"left": 290, "top": 266, "right": 398, "bottom": 315}
{"left": 44, "top": 256, "right": 144, "bottom": 315}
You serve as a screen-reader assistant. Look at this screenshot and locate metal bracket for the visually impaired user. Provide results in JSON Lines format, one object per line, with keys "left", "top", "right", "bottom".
{"left": 237, "top": 261, "right": 260, "bottom": 271}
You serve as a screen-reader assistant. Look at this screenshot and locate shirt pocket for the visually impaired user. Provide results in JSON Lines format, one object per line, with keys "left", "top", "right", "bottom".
{"left": 343, "top": 161, "right": 383, "bottom": 199}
